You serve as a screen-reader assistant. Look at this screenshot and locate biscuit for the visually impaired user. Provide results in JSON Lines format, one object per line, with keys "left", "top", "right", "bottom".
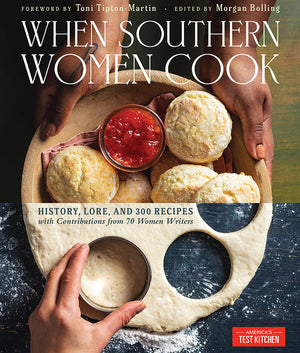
{"left": 151, "top": 164, "right": 217, "bottom": 203}
{"left": 111, "top": 172, "right": 152, "bottom": 203}
{"left": 150, "top": 150, "right": 182, "bottom": 186}
{"left": 165, "top": 91, "right": 232, "bottom": 163}
{"left": 46, "top": 146, "right": 118, "bottom": 202}
{"left": 193, "top": 173, "right": 260, "bottom": 203}
{"left": 150, "top": 150, "right": 215, "bottom": 186}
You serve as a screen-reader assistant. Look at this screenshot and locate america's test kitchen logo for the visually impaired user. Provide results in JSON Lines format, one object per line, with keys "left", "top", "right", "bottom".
{"left": 232, "top": 327, "right": 286, "bottom": 347}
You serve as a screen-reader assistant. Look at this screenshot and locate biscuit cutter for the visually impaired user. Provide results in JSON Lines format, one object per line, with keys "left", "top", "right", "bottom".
{"left": 23, "top": 202, "right": 272, "bottom": 332}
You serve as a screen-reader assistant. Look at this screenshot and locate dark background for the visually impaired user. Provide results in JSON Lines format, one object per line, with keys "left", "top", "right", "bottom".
{"left": 1, "top": 0, "right": 300, "bottom": 201}
{"left": 0, "top": 203, "right": 299, "bottom": 352}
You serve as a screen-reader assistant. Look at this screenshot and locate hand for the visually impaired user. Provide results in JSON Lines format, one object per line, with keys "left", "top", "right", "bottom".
{"left": 34, "top": 0, "right": 128, "bottom": 137}
{"left": 29, "top": 243, "right": 146, "bottom": 353}
{"left": 199, "top": 46, "right": 274, "bottom": 180}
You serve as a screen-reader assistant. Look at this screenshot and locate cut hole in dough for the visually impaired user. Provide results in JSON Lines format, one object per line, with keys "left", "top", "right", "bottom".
{"left": 197, "top": 204, "right": 259, "bottom": 233}
{"left": 163, "top": 231, "right": 230, "bottom": 299}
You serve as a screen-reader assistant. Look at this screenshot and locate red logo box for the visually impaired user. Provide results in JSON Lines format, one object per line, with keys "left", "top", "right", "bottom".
{"left": 232, "top": 327, "right": 286, "bottom": 347}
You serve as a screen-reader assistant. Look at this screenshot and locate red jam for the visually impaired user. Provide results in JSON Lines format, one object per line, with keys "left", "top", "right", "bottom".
{"left": 103, "top": 107, "right": 163, "bottom": 168}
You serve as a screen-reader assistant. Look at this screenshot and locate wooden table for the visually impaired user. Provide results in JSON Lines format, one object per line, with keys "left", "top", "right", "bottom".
{"left": 0, "top": 203, "right": 299, "bottom": 352}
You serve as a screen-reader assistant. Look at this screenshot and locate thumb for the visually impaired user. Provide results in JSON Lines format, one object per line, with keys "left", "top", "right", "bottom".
{"left": 35, "top": 85, "right": 81, "bottom": 137}
{"left": 236, "top": 103, "right": 265, "bottom": 161}
{"left": 95, "top": 301, "right": 146, "bottom": 340}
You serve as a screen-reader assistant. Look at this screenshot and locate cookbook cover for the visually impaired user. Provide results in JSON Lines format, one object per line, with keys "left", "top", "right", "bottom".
{"left": 0, "top": 1, "right": 299, "bottom": 352}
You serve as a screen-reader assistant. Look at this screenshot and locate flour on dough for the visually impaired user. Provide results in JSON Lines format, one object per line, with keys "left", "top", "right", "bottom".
{"left": 23, "top": 203, "right": 272, "bottom": 332}
{"left": 81, "top": 238, "right": 148, "bottom": 308}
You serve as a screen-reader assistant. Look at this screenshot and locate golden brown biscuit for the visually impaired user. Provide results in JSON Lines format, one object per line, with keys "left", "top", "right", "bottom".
{"left": 193, "top": 173, "right": 260, "bottom": 203}
{"left": 150, "top": 150, "right": 214, "bottom": 186}
{"left": 111, "top": 172, "right": 152, "bottom": 203}
{"left": 46, "top": 146, "right": 118, "bottom": 202}
{"left": 165, "top": 91, "right": 232, "bottom": 163}
{"left": 151, "top": 164, "right": 217, "bottom": 203}
{"left": 150, "top": 150, "right": 182, "bottom": 186}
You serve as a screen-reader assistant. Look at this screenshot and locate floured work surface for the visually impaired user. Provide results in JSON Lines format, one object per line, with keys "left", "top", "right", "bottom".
{"left": 23, "top": 203, "right": 272, "bottom": 332}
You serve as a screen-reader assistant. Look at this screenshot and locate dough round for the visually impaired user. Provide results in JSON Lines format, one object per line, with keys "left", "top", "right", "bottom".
{"left": 46, "top": 146, "right": 118, "bottom": 202}
{"left": 23, "top": 203, "right": 272, "bottom": 332}
{"left": 193, "top": 173, "right": 260, "bottom": 203}
{"left": 81, "top": 238, "right": 148, "bottom": 308}
{"left": 151, "top": 164, "right": 217, "bottom": 203}
{"left": 150, "top": 150, "right": 182, "bottom": 186}
{"left": 165, "top": 91, "right": 232, "bottom": 163}
{"left": 111, "top": 172, "right": 152, "bottom": 203}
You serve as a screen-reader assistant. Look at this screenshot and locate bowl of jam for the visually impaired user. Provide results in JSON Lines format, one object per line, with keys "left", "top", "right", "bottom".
{"left": 99, "top": 104, "right": 166, "bottom": 172}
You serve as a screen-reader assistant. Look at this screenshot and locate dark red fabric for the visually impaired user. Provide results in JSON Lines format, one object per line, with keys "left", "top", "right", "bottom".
{"left": 41, "top": 93, "right": 176, "bottom": 176}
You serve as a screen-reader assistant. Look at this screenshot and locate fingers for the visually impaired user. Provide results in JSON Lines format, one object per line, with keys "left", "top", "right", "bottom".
{"left": 236, "top": 92, "right": 273, "bottom": 182}
{"left": 35, "top": 85, "right": 81, "bottom": 137}
{"left": 34, "top": 85, "right": 48, "bottom": 128}
{"left": 236, "top": 100, "right": 264, "bottom": 160}
{"left": 40, "top": 243, "right": 81, "bottom": 307}
{"left": 57, "top": 244, "right": 89, "bottom": 308}
{"left": 95, "top": 301, "right": 146, "bottom": 340}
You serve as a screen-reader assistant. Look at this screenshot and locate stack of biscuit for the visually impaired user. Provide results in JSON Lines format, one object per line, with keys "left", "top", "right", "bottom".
{"left": 46, "top": 91, "right": 260, "bottom": 204}
{"left": 151, "top": 91, "right": 260, "bottom": 203}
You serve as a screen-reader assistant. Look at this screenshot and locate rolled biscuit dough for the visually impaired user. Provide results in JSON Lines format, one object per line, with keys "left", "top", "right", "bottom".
{"left": 23, "top": 203, "right": 272, "bottom": 332}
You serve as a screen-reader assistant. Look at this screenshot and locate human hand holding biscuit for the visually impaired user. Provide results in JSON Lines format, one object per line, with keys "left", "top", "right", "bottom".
{"left": 199, "top": 45, "right": 273, "bottom": 180}
{"left": 34, "top": 0, "right": 128, "bottom": 138}
{"left": 200, "top": 0, "right": 276, "bottom": 181}
{"left": 29, "top": 243, "right": 145, "bottom": 353}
